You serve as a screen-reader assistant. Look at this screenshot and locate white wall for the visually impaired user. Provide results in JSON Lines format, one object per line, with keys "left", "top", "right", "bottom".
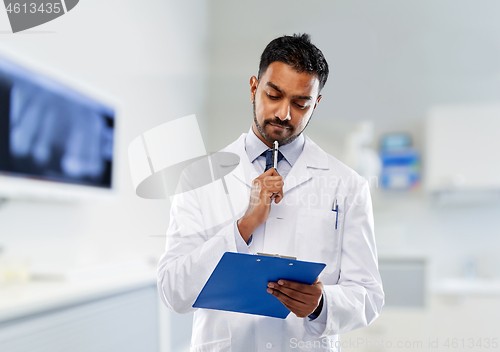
{"left": 206, "top": 0, "right": 500, "bottom": 153}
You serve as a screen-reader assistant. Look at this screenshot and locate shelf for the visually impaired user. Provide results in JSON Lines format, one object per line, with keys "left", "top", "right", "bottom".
{"left": 431, "top": 278, "right": 500, "bottom": 296}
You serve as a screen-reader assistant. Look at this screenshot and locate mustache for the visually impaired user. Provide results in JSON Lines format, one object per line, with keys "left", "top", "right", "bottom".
{"left": 264, "top": 118, "right": 293, "bottom": 129}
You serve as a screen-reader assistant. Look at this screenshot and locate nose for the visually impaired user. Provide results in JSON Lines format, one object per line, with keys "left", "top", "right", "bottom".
{"left": 276, "top": 100, "right": 291, "bottom": 121}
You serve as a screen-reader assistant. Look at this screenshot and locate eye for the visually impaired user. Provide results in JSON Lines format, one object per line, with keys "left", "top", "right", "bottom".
{"left": 267, "top": 93, "right": 279, "bottom": 100}
{"left": 295, "top": 103, "right": 306, "bottom": 109}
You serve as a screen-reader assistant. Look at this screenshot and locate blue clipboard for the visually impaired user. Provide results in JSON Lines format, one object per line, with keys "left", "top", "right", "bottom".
{"left": 192, "top": 252, "right": 326, "bottom": 319}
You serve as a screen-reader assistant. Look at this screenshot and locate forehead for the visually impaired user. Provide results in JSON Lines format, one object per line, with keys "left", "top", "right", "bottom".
{"left": 259, "top": 61, "right": 320, "bottom": 97}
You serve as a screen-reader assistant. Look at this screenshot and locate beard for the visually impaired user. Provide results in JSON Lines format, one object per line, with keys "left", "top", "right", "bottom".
{"left": 253, "top": 102, "right": 309, "bottom": 147}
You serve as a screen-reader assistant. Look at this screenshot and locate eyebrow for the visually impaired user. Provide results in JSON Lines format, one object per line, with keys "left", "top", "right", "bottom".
{"left": 266, "top": 82, "right": 312, "bottom": 100}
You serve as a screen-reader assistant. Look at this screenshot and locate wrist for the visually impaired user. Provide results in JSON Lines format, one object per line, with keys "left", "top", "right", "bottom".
{"left": 237, "top": 216, "right": 258, "bottom": 243}
{"left": 310, "top": 294, "right": 324, "bottom": 319}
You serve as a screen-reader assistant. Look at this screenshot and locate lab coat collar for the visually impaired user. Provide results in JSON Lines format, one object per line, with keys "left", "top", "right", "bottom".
{"left": 221, "top": 134, "right": 260, "bottom": 188}
{"left": 282, "top": 135, "right": 329, "bottom": 194}
{"left": 302, "top": 135, "right": 329, "bottom": 170}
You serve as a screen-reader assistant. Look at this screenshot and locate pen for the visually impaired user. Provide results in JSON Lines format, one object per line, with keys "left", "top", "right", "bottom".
{"left": 270, "top": 140, "right": 280, "bottom": 202}
{"left": 332, "top": 198, "right": 338, "bottom": 229}
{"left": 273, "top": 140, "right": 279, "bottom": 170}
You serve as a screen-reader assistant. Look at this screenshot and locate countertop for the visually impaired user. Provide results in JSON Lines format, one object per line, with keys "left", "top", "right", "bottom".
{"left": 0, "top": 269, "right": 157, "bottom": 323}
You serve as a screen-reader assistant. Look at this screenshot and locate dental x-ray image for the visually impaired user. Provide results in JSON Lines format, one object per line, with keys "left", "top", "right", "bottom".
{"left": 0, "top": 56, "right": 114, "bottom": 188}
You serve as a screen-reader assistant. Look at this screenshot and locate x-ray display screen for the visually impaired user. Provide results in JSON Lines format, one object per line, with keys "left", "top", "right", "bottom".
{"left": 0, "top": 56, "right": 114, "bottom": 188}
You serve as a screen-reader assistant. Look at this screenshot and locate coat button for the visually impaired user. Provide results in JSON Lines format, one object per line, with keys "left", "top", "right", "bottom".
{"left": 266, "top": 342, "right": 273, "bottom": 349}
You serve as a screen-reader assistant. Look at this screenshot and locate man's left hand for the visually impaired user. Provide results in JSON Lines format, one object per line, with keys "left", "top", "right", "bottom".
{"left": 267, "top": 278, "right": 323, "bottom": 318}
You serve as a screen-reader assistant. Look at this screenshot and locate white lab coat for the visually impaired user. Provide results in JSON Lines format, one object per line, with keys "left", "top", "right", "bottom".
{"left": 157, "top": 133, "right": 384, "bottom": 352}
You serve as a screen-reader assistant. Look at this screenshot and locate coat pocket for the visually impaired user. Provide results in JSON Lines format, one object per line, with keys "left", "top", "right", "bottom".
{"left": 191, "top": 337, "right": 232, "bottom": 352}
{"left": 295, "top": 208, "right": 342, "bottom": 275}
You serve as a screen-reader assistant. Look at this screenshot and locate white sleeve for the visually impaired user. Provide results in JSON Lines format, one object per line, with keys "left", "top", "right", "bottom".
{"left": 308, "top": 179, "right": 385, "bottom": 337}
{"left": 234, "top": 221, "right": 252, "bottom": 254}
{"left": 157, "top": 180, "right": 241, "bottom": 314}
{"left": 303, "top": 290, "right": 328, "bottom": 336}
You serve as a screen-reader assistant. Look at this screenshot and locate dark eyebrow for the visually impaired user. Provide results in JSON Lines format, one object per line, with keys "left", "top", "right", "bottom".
{"left": 266, "top": 81, "right": 312, "bottom": 101}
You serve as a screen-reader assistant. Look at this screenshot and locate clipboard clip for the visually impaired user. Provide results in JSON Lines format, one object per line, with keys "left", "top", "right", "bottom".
{"left": 256, "top": 252, "right": 297, "bottom": 260}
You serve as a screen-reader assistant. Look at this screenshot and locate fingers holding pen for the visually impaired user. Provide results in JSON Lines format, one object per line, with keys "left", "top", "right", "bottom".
{"left": 261, "top": 173, "right": 283, "bottom": 204}
{"left": 237, "top": 166, "right": 285, "bottom": 241}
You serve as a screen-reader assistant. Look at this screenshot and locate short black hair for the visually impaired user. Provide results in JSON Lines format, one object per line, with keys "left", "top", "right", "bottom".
{"left": 258, "top": 33, "right": 329, "bottom": 91}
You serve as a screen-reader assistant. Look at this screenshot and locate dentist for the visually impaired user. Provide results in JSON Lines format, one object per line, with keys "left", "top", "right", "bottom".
{"left": 157, "top": 33, "right": 384, "bottom": 352}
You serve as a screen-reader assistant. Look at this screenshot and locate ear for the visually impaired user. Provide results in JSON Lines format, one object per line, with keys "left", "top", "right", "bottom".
{"left": 250, "top": 76, "right": 258, "bottom": 104}
{"left": 313, "top": 94, "right": 322, "bottom": 110}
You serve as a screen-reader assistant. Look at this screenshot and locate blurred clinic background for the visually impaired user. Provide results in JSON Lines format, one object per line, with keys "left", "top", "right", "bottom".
{"left": 1, "top": 1, "right": 500, "bottom": 351}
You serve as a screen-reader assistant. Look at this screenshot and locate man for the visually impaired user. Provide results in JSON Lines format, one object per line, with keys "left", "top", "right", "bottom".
{"left": 158, "top": 34, "right": 384, "bottom": 351}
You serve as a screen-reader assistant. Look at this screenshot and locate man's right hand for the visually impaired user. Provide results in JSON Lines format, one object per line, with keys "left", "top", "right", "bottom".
{"left": 237, "top": 168, "right": 284, "bottom": 243}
